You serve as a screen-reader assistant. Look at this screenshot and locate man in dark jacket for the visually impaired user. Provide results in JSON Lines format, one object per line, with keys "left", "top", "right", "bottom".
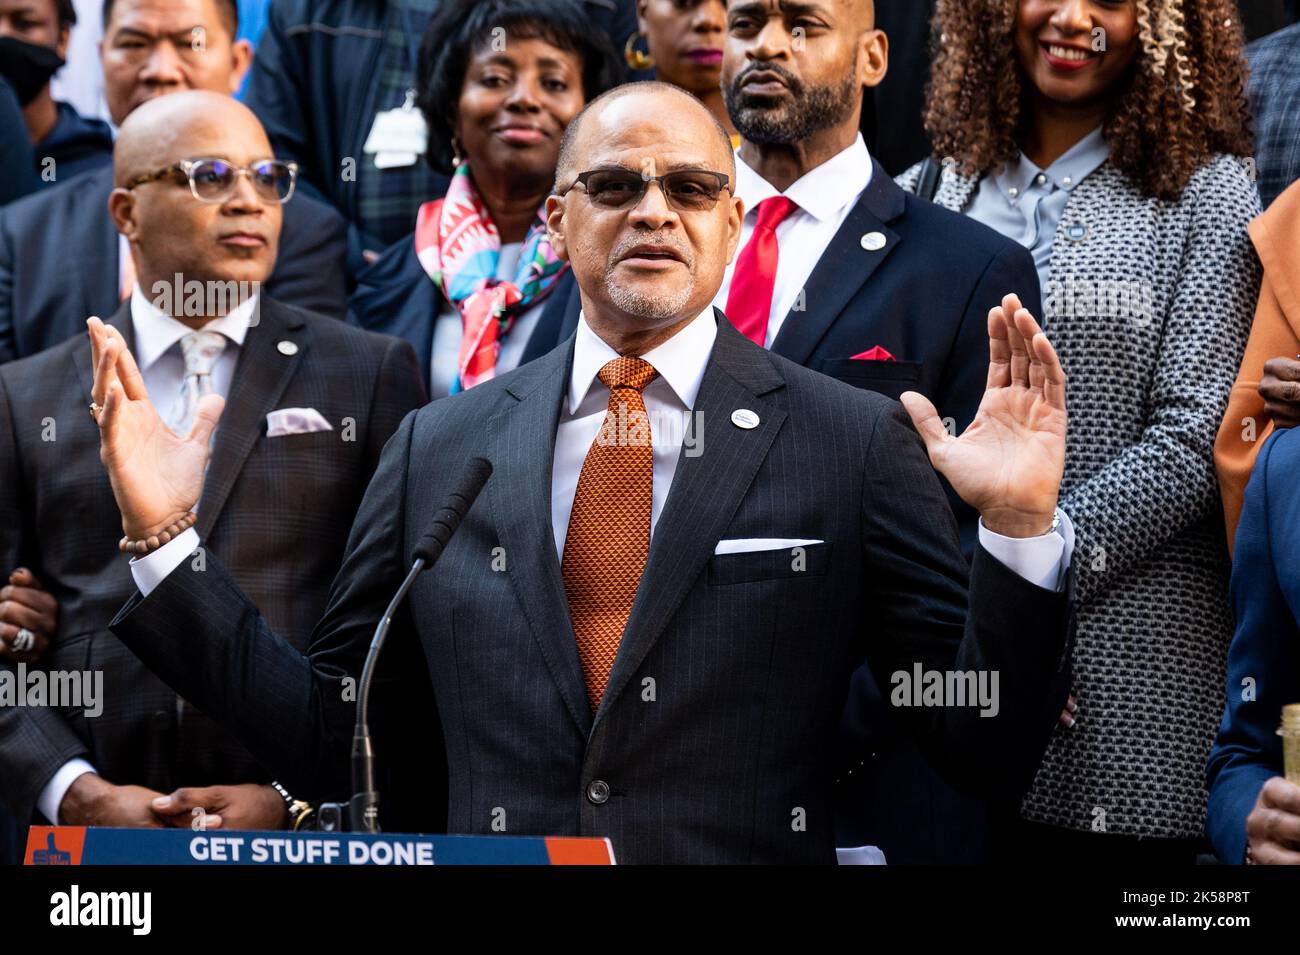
{"left": 0, "top": 76, "right": 38, "bottom": 204}
{"left": 93, "top": 83, "right": 1074, "bottom": 864}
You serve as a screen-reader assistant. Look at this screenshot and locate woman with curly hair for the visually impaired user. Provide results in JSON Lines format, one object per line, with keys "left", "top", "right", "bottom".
{"left": 899, "top": 0, "right": 1261, "bottom": 862}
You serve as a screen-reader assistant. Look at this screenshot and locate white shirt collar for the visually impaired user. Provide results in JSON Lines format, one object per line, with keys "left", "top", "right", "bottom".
{"left": 734, "top": 133, "right": 873, "bottom": 223}
{"left": 129, "top": 282, "right": 257, "bottom": 372}
{"left": 569, "top": 307, "right": 718, "bottom": 414}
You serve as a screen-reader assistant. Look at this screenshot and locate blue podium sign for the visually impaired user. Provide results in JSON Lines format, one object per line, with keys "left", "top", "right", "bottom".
{"left": 25, "top": 826, "right": 615, "bottom": 865}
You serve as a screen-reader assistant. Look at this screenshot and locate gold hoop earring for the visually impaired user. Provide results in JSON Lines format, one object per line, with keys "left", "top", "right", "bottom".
{"left": 624, "top": 32, "right": 655, "bottom": 71}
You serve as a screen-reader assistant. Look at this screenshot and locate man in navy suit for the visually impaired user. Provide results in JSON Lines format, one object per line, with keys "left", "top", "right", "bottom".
{"left": 709, "top": 0, "right": 1040, "bottom": 863}
{"left": 1207, "top": 428, "right": 1300, "bottom": 864}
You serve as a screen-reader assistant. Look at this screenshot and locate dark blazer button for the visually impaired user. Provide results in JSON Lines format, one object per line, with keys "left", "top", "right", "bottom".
{"left": 586, "top": 780, "right": 610, "bottom": 805}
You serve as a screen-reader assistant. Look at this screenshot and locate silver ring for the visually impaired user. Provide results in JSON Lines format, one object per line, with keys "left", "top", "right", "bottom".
{"left": 11, "top": 627, "right": 35, "bottom": 652}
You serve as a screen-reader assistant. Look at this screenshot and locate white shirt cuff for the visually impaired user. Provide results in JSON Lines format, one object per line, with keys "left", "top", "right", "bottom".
{"left": 37, "top": 758, "right": 97, "bottom": 824}
{"left": 129, "top": 526, "right": 201, "bottom": 597}
{"left": 836, "top": 845, "right": 888, "bottom": 865}
{"left": 976, "top": 508, "right": 1074, "bottom": 591}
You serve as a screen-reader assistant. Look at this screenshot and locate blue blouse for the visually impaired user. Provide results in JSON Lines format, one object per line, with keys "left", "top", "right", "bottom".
{"left": 966, "top": 127, "right": 1110, "bottom": 292}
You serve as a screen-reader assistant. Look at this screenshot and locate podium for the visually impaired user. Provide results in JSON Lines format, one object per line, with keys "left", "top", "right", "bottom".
{"left": 24, "top": 826, "right": 615, "bottom": 865}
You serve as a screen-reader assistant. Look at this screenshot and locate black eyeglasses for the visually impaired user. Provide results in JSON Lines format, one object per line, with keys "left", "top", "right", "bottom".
{"left": 124, "top": 158, "right": 299, "bottom": 204}
{"left": 562, "top": 168, "right": 731, "bottom": 211}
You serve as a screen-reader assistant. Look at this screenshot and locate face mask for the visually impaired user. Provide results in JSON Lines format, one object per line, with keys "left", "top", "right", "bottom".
{"left": 0, "top": 36, "right": 65, "bottom": 106}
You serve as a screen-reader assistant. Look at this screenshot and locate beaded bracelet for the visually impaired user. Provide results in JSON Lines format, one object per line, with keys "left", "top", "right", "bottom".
{"left": 118, "top": 511, "right": 197, "bottom": 555}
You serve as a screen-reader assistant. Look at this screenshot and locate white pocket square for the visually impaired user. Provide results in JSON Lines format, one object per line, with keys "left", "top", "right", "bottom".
{"left": 266, "top": 407, "right": 334, "bottom": 437}
{"left": 713, "top": 538, "right": 823, "bottom": 555}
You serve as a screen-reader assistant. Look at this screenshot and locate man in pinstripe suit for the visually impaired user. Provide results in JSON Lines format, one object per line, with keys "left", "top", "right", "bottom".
{"left": 97, "top": 84, "right": 1074, "bottom": 863}
{"left": 0, "top": 93, "right": 424, "bottom": 838}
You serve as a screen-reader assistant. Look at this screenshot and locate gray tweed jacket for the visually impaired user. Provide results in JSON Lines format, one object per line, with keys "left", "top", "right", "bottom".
{"left": 899, "top": 154, "right": 1262, "bottom": 839}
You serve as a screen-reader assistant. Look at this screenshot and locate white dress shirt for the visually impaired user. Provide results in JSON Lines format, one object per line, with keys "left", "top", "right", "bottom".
{"left": 428, "top": 241, "right": 547, "bottom": 400}
{"left": 129, "top": 283, "right": 256, "bottom": 411}
{"left": 711, "top": 134, "right": 874, "bottom": 346}
{"left": 551, "top": 308, "right": 716, "bottom": 558}
{"left": 37, "top": 286, "right": 258, "bottom": 825}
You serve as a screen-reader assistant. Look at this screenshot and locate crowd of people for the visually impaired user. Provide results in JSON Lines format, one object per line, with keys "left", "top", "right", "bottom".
{"left": 0, "top": 0, "right": 1299, "bottom": 866}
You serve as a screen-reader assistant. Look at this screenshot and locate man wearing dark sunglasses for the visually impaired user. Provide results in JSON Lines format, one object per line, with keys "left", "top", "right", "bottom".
{"left": 0, "top": 90, "right": 425, "bottom": 842}
{"left": 94, "top": 82, "right": 1073, "bottom": 864}
{"left": 0, "top": 0, "right": 352, "bottom": 369}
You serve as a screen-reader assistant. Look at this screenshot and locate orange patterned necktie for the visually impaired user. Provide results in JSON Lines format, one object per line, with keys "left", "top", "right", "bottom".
{"left": 562, "top": 356, "right": 659, "bottom": 710}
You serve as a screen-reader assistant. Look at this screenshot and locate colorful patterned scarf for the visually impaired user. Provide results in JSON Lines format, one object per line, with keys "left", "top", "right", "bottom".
{"left": 414, "top": 163, "right": 568, "bottom": 392}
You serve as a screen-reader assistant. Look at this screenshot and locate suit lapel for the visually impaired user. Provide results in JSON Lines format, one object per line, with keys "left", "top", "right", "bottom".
{"left": 195, "top": 300, "right": 305, "bottom": 538}
{"left": 769, "top": 158, "right": 907, "bottom": 366}
{"left": 70, "top": 300, "right": 134, "bottom": 402}
{"left": 83, "top": 167, "right": 120, "bottom": 314}
{"left": 556, "top": 280, "right": 582, "bottom": 347}
{"left": 519, "top": 270, "right": 580, "bottom": 365}
{"left": 595, "top": 315, "right": 788, "bottom": 725}
{"left": 484, "top": 342, "right": 593, "bottom": 735}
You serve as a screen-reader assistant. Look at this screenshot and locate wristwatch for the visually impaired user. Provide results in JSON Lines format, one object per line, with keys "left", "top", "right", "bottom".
{"left": 269, "top": 780, "right": 315, "bottom": 831}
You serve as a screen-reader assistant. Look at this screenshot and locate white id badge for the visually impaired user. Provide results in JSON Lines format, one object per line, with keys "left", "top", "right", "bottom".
{"left": 363, "top": 89, "right": 428, "bottom": 169}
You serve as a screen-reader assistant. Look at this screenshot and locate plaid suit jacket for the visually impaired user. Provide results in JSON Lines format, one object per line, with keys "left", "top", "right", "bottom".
{"left": 0, "top": 297, "right": 424, "bottom": 821}
{"left": 1248, "top": 23, "right": 1300, "bottom": 209}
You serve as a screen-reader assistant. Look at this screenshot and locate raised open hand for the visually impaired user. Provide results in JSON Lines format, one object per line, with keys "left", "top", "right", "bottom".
{"left": 87, "top": 316, "right": 224, "bottom": 541}
{"left": 901, "top": 294, "right": 1066, "bottom": 538}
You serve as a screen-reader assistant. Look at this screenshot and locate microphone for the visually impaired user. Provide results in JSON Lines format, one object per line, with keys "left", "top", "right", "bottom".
{"left": 348, "top": 456, "right": 493, "bottom": 833}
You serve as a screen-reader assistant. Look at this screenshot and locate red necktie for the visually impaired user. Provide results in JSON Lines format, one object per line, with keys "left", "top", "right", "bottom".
{"left": 725, "top": 196, "right": 799, "bottom": 345}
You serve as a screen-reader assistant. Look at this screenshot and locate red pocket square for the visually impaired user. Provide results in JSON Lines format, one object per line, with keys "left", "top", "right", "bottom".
{"left": 850, "top": 346, "right": 896, "bottom": 361}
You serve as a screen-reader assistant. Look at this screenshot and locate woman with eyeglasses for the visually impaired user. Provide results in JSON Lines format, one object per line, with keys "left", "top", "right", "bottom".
{"left": 624, "top": 0, "right": 738, "bottom": 146}
{"left": 347, "top": 0, "right": 621, "bottom": 398}
{"left": 898, "top": 0, "right": 1260, "bottom": 862}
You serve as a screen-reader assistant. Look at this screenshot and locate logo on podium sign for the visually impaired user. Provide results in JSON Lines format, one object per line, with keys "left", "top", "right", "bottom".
{"left": 26, "top": 827, "right": 83, "bottom": 865}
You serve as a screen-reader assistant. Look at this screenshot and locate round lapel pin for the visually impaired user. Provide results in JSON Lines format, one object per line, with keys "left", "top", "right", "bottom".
{"left": 731, "top": 409, "right": 760, "bottom": 430}
{"left": 277, "top": 340, "right": 299, "bottom": 356}
{"left": 860, "top": 231, "right": 887, "bottom": 252}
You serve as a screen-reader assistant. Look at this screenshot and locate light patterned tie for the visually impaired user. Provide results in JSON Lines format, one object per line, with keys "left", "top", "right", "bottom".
{"left": 167, "top": 330, "right": 227, "bottom": 436}
{"left": 562, "top": 357, "right": 659, "bottom": 710}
